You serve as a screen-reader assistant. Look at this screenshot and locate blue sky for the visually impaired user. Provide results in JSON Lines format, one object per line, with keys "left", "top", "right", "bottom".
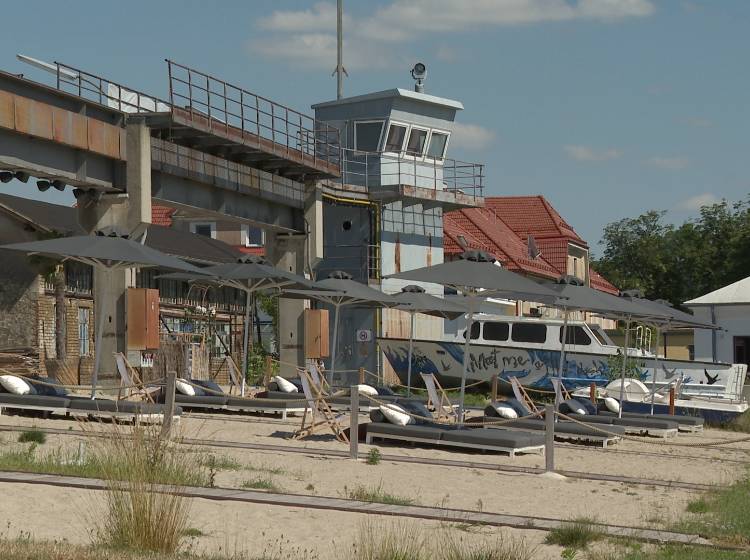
{"left": 0, "top": 0, "right": 747, "bottom": 253}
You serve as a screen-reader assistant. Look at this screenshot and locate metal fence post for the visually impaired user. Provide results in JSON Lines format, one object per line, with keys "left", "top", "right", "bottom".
{"left": 544, "top": 404, "right": 555, "bottom": 472}
{"left": 161, "top": 370, "right": 177, "bottom": 440}
{"left": 350, "top": 387, "right": 359, "bottom": 460}
{"left": 491, "top": 374, "right": 498, "bottom": 404}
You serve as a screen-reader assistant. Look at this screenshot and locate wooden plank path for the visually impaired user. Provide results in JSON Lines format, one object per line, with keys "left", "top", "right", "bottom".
{"left": 0, "top": 424, "right": 720, "bottom": 492}
{"left": 0, "top": 470, "right": 713, "bottom": 547}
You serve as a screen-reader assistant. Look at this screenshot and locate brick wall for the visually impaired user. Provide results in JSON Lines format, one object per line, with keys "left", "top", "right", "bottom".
{"left": 0, "top": 251, "right": 39, "bottom": 350}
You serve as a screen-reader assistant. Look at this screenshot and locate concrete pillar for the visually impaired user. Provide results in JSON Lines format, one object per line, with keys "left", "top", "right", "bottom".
{"left": 267, "top": 233, "right": 306, "bottom": 378}
{"left": 75, "top": 118, "right": 152, "bottom": 379}
{"left": 304, "top": 181, "right": 324, "bottom": 275}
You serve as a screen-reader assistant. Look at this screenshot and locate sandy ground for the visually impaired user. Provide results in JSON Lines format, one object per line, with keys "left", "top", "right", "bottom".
{"left": 0, "top": 408, "right": 748, "bottom": 558}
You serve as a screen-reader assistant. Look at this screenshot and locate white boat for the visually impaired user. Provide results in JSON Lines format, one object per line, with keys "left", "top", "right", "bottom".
{"left": 379, "top": 314, "right": 748, "bottom": 421}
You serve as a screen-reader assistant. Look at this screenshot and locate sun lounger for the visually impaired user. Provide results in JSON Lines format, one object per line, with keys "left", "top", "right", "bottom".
{"left": 596, "top": 410, "right": 703, "bottom": 433}
{"left": 0, "top": 376, "right": 180, "bottom": 423}
{"left": 365, "top": 407, "right": 544, "bottom": 457}
{"left": 560, "top": 410, "right": 679, "bottom": 438}
{"left": 162, "top": 379, "right": 307, "bottom": 420}
{"left": 483, "top": 405, "right": 624, "bottom": 448}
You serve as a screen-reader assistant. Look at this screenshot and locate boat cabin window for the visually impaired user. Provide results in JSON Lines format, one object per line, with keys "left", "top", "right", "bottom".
{"left": 483, "top": 322, "right": 509, "bottom": 341}
{"left": 354, "top": 121, "right": 384, "bottom": 152}
{"left": 560, "top": 325, "right": 592, "bottom": 346}
{"left": 463, "top": 322, "right": 480, "bottom": 340}
{"left": 511, "top": 323, "right": 547, "bottom": 344}
{"left": 589, "top": 325, "right": 613, "bottom": 346}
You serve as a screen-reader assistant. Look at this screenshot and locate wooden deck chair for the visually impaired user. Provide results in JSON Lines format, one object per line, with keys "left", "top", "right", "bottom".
{"left": 419, "top": 373, "right": 458, "bottom": 422}
{"left": 292, "top": 366, "right": 348, "bottom": 443}
{"left": 550, "top": 378, "right": 572, "bottom": 406}
{"left": 225, "top": 355, "right": 242, "bottom": 396}
{"left": 508, "top": 376, "right": 539, "bottom": 414}
{"left": 114, "top": 352, "right": 156, "bottom": 403}
{"left": 307, "top": 363, "right": 331, "bottom": 395}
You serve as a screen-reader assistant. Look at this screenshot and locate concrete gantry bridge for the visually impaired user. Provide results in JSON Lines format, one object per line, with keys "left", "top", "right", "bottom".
{"left": 0, "top": 59, "right": 340, "bottom": 375}
{"left": 0, "top": 60, "right": 340, "bottom": 234}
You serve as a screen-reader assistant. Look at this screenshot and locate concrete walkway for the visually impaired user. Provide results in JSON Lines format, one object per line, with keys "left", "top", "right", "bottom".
{"left": 0, "top": 470, "right": 714, "bottom": 547}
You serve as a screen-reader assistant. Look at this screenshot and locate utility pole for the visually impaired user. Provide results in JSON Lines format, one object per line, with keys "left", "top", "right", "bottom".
{"left": 333, "top": 0, "right": 347, "bottom": 99}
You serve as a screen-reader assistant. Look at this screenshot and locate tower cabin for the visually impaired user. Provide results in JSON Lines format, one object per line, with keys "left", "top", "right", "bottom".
{"left": 312, "top": 78, "right": 484, "bottom": 382}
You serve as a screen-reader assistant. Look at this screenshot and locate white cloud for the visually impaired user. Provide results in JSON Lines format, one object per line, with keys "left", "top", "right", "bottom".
{"left": 564, "top": 144, "right": 622, "bottom": 162}
{"left": 450, "top": 122, "right": 496, "bottom": 151}
{"left": 647, "top": 156, "right": 689, "bottom": 170}
{"left": 251, "top": 1, "right": 655, "bottom": 69}
{"left": 677, "top": 193, "right": 720, "bottom": 211}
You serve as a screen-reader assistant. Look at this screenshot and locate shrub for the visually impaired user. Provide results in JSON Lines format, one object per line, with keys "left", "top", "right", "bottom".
{"left": 366, "top": 448, "right": 381, "bottom": 465}
{"left": 544, "top": 519, "right": 602, "bottom": 550}
{"left": 18, "top": 429, "right": 46, "bottom": 444}
{"left": 347, "top": 482, "right": 415, "bottom": 506}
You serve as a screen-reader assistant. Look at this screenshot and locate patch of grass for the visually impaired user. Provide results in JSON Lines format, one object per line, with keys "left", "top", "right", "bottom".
{"left": 351, "top": 520, "right": 426, "bottom": 560}
{"left": 17, "top": 429, "right": 46, "bottom": 444}
{"left": 365, "top": 448, "right": 381, "bottom": 465}
{"left": 602, "top": 544, "right": 750, "bottom": 559}
{"left": 685, "top": 498, "right": 709, "bottom": 514}
{"left": 181, "top": 527, "right": 206, "bottom": 538}
{"left": 544, "top": 518, "right": 603, "bottom": 550}
{"left": 200, "top": 454, "right": 243, "bottom": 471}
{"left": 439, "top": 530, "right": 537, "bottom": 560}
{"left": 722, "top": 410, "right": 750, "bottom": 433}
{"left": 241, "top": 476, "right": 281, "bottom": 492}
{"left": 347, "top": 482, "right": 415, "bottom": 506}
{"left": 673, "top": 473, "right": 750, "bottom": 546}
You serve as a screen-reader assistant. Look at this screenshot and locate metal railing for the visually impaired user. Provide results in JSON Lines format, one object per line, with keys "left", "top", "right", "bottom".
{"left": 166, "top": 60, "right": 341, "bottom": 169}
{"left": 339, "top": 148, "right": 483, "bottom": 200}
{"left": 53, "top": 62, "right": 170, "bottom": 113}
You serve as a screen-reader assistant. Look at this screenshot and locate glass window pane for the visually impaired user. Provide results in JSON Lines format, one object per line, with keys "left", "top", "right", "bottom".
{"left": 384, "top": 124, "right": 407, "bottom": 152}
{"left": 194, "top": 224, "right": 212, "bottom": 238}
{"left": 426, "top": 132, "right": 448, "bottom": 159}
{"left": 406, "top": 128, "right": 428, "bottom": 156}
{"left": 355, "top": 121, "right": 383, "bottom": 152}
{"left": 510, "top": 323, "right": 547, "bottom": 343}
{"left": 463, "top": 322, "right": 480, "bottom": 340}
{"left": 560, "top": 326, "right": 591, "bottom": 346}
{"left": 483, "top": 322, "right": 509, "bottom": 341}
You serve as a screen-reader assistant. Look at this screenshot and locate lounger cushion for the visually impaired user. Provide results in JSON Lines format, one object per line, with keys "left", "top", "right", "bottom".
{"left": 370, "top": 409, "right": 386, "bottom": 423}
{"left": 26, "top": 376, "right": 68, "bottom": 397}
{"left": 375, "top": 386, "right": 397, "bottom": 396}
{"left": 562, "top": 399, "right": 587, "bottom": 415}
{"left": 394, "top": 400, "right": 434, "bottom": 425}
{"left": 175, "top": 379, "right": 197, "bottom": 396}
{"left": 264, "top": 390, "right": 306, "bottom": 400}
{"left": 442, "top": 427, "right": 544, "bottom": 449}
{"left": 380, "top": 403, "right": 412, "bottom": 426}
{"left": 356, "top": 384, "right": 378, "bottom": 396}
{"left": 486, "top": 417, "right": 627, "bottom": 437}
{"left": 272, "top": 376, "right": 298, "bottom": 393}
{"left": 367, "top": 422, "right": 443, "bottom": 440}
{"left": 504, "top": 398, "right": 532, "bottom": 416}
{"left": 192, "top": 379, "right": 224, "bottom": 396}
{"left": 604, "top": 397, "right": 620, "bottom": 413}
{"left": 0, "top": 375, "right": 33, "bottom": 395}
{"left": 492, "top": 403, "right": 518, "bottom": 419}
{"left": 576, "top": 399, "right": 598, "bottom": 415}
{"left": 0, "top": 394, "right": 70, "bottom": 408}
{"left": 66, "top": 397, "right": 169, "bottom": 415}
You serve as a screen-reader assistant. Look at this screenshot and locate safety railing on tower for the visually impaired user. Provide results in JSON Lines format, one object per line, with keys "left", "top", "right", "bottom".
{"left": 339, "top": 148, "right": 483, "bottom": 202}
{"left": 166, "top": 60, "right": 341, "bottom": 170}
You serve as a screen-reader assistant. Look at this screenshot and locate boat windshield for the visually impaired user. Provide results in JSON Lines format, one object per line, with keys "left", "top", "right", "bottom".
{"left": 589, "top": 324, "right": 614, "bottom": 346}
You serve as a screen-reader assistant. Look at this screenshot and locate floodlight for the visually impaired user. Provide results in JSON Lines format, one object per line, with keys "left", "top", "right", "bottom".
{"left": 51, "top": 179, "right": 66, "bottom": 191}
{"left": 0, "top": 171, "right": 13, "bottom": 183}
{"left": 14, "top": 171, "right": 29, "bottom": 183}
{"left": 36, "top": 179, "right": 51, "bottom": 192}
{"left": 411, "top": 62, "right": 426, "bottom": 79}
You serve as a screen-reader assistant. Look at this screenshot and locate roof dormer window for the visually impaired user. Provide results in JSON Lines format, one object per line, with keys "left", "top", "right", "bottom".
{"left": 354, "top": 120, "right": 384, "bottom": 152}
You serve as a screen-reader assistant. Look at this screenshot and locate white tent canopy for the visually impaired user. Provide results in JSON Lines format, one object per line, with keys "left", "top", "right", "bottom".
{"left": 686, "top": 276, "right": 750, "bottom": 306}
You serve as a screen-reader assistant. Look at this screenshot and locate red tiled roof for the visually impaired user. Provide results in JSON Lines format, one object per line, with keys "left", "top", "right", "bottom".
{"left": 444, "top": 208, "right": 560, "bottom": 279}
{"left": 589, "top": 267, "right": 619, "bottom": 295}
{"left": 152, "top": 205, "right": 175, "bottom": 227}
{"left": 485, "top": 195, "right": 586, "bottom": 247}
{"left": 444, "top": 196, "right": 619, "bottom": 294}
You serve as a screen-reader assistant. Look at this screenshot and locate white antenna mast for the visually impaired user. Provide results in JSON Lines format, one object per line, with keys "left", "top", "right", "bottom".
{"left": 332, "top": 0, "right": 348, "bottom": 99}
